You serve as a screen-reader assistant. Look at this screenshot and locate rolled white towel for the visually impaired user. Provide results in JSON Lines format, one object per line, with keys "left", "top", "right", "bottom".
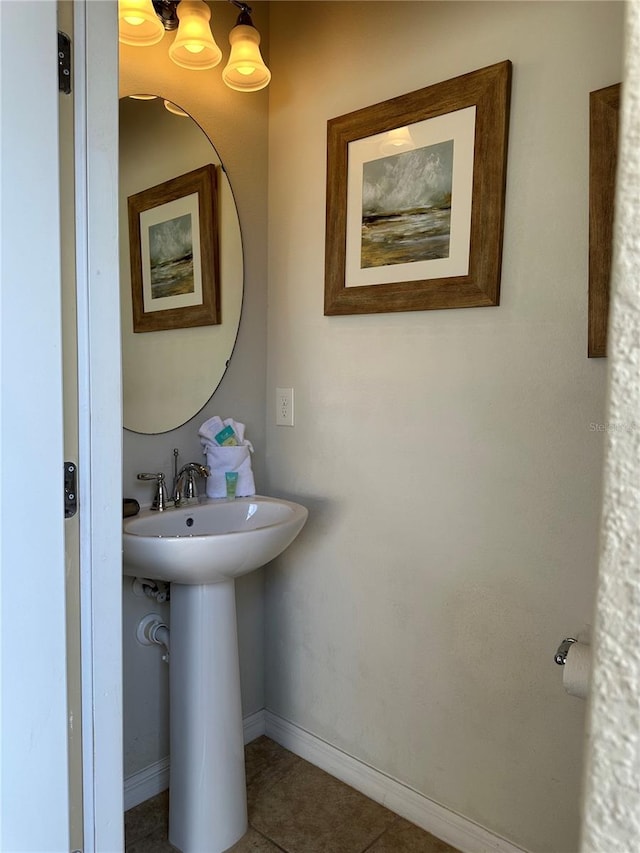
{"left": 198, "top": 415, "right": 225, "bottom": 444}
{"left": 199, "top": 416, "right": 247, "bottom": 447}
{"left": 205, "top": 445, "right": 255, "bottom": 498}
{"left": 223, "top": 418, "right": 246, "bottom": 443}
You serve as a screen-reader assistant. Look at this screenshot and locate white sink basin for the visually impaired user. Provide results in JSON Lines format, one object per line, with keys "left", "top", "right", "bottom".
{"left": 123, "top": 495, "right": 308, "bottom": 584}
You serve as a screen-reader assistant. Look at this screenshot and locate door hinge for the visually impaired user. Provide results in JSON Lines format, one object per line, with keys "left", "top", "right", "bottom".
{"left": 58, "top": 31, "right": 71, "bottom": 94}
{"left": 64, "top": 462, "right": 78, "bottom": 518}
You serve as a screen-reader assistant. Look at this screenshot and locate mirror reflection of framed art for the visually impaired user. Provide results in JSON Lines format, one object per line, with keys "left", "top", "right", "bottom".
{"left": 128, "top": 163, "right": 220, "bottom": 333}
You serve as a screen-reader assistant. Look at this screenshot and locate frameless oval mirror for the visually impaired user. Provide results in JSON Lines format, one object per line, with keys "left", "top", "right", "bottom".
{"left": 119, "top": 96, "right": 243, "bottom": 434}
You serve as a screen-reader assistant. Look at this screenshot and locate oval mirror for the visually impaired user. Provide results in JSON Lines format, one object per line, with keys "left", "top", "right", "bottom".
{"left": 119, "top": 96, "right": 243, "bottom": 434}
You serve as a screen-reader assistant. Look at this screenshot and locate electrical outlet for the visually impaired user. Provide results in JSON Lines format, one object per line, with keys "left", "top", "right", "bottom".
{"left": 276, "top": 387, "right": 294, "bottom": 426}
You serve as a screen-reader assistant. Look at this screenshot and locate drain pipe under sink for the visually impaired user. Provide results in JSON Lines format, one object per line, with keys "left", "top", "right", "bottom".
{"left": 137, "top": 613, "right": 170, "bottom": 663}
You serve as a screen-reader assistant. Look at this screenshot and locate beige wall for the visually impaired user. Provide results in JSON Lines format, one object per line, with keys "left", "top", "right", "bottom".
{"left": 264, "top": 3, "right": 623, "bottom": 851}
{"left": 119, "top": 1, "right": 270, "bottom": 778}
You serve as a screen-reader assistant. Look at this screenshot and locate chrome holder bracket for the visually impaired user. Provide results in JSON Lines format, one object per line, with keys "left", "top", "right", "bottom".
{"left": 554, "top": 637, "right": 576, "bottom": 666}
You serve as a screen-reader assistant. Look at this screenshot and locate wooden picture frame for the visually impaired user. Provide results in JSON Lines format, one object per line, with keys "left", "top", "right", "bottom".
{"left": 128, "top": 163, "right": 220, "bottom": 333}
{"left": 324, "top": 61, "right": 512, "bottom": 316}
{"left": 588, "top": 83, "right": 620, "bottom": 358}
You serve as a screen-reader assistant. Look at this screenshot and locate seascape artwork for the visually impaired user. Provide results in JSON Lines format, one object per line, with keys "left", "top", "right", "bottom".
{"left": 361, "top": 140, "right": 454, "bottom": 269}
{"left": 149, "top": 213, "right": 194, "bottom": 299}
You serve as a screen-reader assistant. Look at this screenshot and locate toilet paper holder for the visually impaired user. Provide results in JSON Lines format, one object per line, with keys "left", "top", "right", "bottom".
{"left": 554, "top": 637, "right": 576, "bottom": 665}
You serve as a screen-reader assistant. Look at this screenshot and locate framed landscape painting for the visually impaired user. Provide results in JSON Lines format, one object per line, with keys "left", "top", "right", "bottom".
{"left": 324, "top": 61, "right": 512, "bottom": 315}
{"left": 128, "top": 163, "right": 220, "bottom": 333}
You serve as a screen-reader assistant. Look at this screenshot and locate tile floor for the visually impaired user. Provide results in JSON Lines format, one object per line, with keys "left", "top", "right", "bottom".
{"left": 125, "top": 736, "right": 461, "bottom": 853}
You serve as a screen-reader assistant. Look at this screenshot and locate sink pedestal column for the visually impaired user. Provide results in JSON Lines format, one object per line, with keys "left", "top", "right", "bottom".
{"left": 168, "top": 580, "right": 248, "bottom": 853}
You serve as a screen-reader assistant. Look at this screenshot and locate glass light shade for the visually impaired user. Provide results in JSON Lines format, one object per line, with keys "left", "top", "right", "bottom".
{"left": 168, "top": 0, "right": 222, "bottom": 70}
{"left": 164, "top": 100, "right": 189, "bottom": 117}
{"left": 118, "top": 0, "right": 164, "bottom": 46}
{"left": 379, "top": 127, "right": 415, "bottom": 156}
{"left": 222, "top": 24, "right": 271, "bottom": 92}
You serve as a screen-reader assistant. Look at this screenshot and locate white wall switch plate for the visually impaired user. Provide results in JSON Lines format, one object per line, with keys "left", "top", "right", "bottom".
{"left": 276, "top": 387, "right": 294, "bottom": 426}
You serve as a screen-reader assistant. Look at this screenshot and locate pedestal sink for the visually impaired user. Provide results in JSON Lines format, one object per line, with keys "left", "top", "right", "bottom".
{"left": 123, "top": 496, "right": 308, "bottom": 853}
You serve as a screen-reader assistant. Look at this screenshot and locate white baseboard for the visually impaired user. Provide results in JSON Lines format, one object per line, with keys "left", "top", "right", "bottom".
{"left": 124, "top": 756, "right": 170, "bottom": 812}
{"left": 242, "top": 708, "right": 267, "bottom": 743}
{"left": 124, "top": 710, "right": 267, "bottom": 811}
{"left": 264, "top": 711, "right": 528, "bottom": 853}
{"left": 125, "top": 709, "right": 527, "bottom": 853}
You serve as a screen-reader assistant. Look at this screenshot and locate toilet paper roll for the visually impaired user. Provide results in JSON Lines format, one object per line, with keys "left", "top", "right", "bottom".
{"left": 563, "top": 641, "right": 591, "bottom": 699}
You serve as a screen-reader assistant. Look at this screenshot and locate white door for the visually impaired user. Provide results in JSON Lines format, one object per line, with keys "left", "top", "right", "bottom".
{"left": 72, "top": 1, "right": 124, "bottom": 850}
{"left": 0, "top": 1, "right": 72, "bottom": 848}
{"left": 58, "top": 6, "right": 84, "bottom": 848}
{"left": 0, "top": 1, "right": 122, "bottom": 849}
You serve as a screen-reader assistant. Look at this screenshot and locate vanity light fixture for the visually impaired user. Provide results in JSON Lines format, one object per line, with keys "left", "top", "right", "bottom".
{"left": 379, "top": 126, "right": 415, "bottom": 156}
{"left": 221, "top": 3, "right": 270, "bottom": 91}
{"left": 164, "top": 99, "right": 190, "bottom": 116}
{"left": 118, "top": 0, "right": 165, "bottom": 46}
{"left": 168, "top": 0, "right": 222, "bottom": 70}
{"left": 118, "top": 0, "right": 270, "bottom": 92}
{"left": 126, "top": 95, "right": 191, "bottom": 118}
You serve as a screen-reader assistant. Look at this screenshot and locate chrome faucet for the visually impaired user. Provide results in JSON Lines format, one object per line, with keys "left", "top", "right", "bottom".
{"left": 173, "top": 463, "right": 210, "bottom": 506}
{"left": 137, "top": 472, "right": 169, "bottom": 511}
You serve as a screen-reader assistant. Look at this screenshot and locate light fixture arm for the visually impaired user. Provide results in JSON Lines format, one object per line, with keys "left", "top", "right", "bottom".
{"left": 234, "top": 8, "right": 254, "bottom": 27}
{"left": 229, "top": 2, "right": 257, "bottom": 28}
{"left": 229, "top": 1, "right": 254, "bottom": 18}
{"left": 151, "top": 0, "right": 256, "bottom": 31}
{"left": 151, "top": 0, "right": 181, "bottom": 31}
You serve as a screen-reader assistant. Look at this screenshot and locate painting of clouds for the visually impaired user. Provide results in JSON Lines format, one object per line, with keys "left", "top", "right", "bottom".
{"left": 149, "top": 212, "right": 194, "bottom": 299}
{"left": 361, "top": 139, "right": 453, "bottom": 269}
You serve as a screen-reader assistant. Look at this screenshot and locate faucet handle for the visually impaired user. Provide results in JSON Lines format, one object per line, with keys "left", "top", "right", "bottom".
{"left": 137, "top": 472, "right": 168, "bottom": 512}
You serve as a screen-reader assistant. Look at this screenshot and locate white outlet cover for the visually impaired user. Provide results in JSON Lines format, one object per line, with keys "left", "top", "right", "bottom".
{"left": 276, "top": 387, "right": 294, "bottom": 426}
